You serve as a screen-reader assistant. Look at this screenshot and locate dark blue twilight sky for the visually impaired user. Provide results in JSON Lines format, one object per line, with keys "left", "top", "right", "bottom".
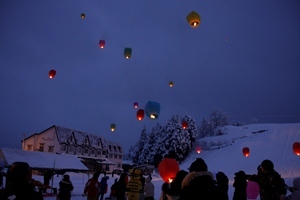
{"left": 1, "top": 1, "right": 300, "bottom": 152}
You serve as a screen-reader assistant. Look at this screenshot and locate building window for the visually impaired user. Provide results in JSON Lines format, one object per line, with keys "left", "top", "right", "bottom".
{"left": 48, "top": 146, "right": 54, "bottom": 153}
{"left": 39, "top": 143, "right": 44, "bottom": 152}
{"left": 77, "top": 147, "right": 82, "bottom": 154}
{"left": 60, "top": 144, "right": 67, "bottom": 152}
{"left": 84, "top": 148, "right": 89, "bottom": 154}
{"left": 27, "top": 145, "right": 32, "bottom": 151}
{"left": 113, "top": 146, "right": 117, "bottom": 152}
{"left": 69, "top": 146, "right": 75, "bottom": 153}
{"left": 114, "top": 154, "right": 117, "bottom": 158}
{"left": 97, "top": 150, "right": 101, "bottom": 155}
{"left": 118, "top": 146, "right": 121, "bottom": 153}
{"left": 91, "top": 149, "right": 95, "bottom": 155}
{"left": 109, "top": 145, "right": 112, "bottom": 151}
{"left": 117, "top": 163, "right": 121, "bottom": 168}
{"left": 102, "top": 151, "right": 106, "bottom": 155}
{"left": 109, "top": 154, "right": 112, "bottom": 158}
{"left": 119, "top": 155, "right": 122, "bottom": 159}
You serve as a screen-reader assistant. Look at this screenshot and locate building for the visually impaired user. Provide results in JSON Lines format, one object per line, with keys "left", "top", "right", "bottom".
{"left": 22, "top": 125, "right": 123, "bottom": 173}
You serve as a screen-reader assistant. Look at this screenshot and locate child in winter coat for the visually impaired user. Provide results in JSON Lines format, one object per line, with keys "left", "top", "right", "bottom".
{"left": 58, "top": 174, "right": 74, "bottom": 200}
{"left": 84, "top": 172, "right": 100, "bottom": 200}
{"left": 280, "top": 177, "right": 300, "bottom": 200}
{"left": 143, "top": 176, "right": 154, "bottom": 200}
{"left": 233, "top": 170, "right": 247, "bottom": 200}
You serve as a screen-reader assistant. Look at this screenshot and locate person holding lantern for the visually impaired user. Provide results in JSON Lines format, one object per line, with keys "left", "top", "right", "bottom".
{"left": 246, "top": 159, "right": 287, "bottom": 200}
{"left": 159, "top": 170, "right": 188, "bottom": 200}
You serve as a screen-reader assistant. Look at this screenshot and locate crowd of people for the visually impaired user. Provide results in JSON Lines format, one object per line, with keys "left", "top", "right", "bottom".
{"left": 0, "top": 158, "right": 299, "bottom": 200}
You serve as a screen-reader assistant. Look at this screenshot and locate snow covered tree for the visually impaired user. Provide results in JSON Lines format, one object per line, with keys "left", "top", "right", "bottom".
{"left": 132, "top": 126, "right": 148, "bottom": 165}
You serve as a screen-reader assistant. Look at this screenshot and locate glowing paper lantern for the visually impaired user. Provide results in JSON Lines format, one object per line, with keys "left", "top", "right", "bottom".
{"left": 110, "top": 124, "right": 116, "bottom": 131}
{"left": 49, "top": 69, "right": 56, "bottom": 79}
{"left": 169, "top": 81, "right": 174, "bottom": 87}
{"left": 182, "top": 121, "right": 188, "bottom": 129}
{"left": 124, "top": 47, "right": 132, "bottom": 59}
{"left": 133, "top": 102, "right": 138, "bottom": 109}
{"left": 158, "top": 158, "right": 179, "bottom": 183}
{"left": 145, "top": 101, "right": 160, "bottom": 119}
{"left": 293, "top": 142, "right": 300, "bottom": 156}
{"left": 186, "top": 11, "right": 201, "bottom": 28}
{"left": 242, "top": 147, "right": 250, "bottom": 157}
{"left": 136, "top": 109, "right": 144, "bottom": 121}
{"left": 81, "top": 13, "right": 86, "bottom": 19}
{"left": 99, "top": 40, "right": 105, "bottom": 48}
{"left": 196, "top": 146, "right": 201, "bottom": 154}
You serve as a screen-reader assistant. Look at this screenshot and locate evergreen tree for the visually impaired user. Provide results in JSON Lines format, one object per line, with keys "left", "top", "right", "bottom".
{"left": 132, "top": 126, "right": 148, "bottom": 165}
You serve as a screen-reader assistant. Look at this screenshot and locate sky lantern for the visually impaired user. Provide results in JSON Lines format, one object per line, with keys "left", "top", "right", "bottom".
{"left": 110, "top": 124, "right": 116, "bottom": 132}
{"left": 182, "top": 121, "right": 188, "bottom": 129}
{"left": 196, "top": 146, "right": 201, "bottom": 154}
{"left": 133, "top": 102, "right": 138, "bottom": 109}
{"left": 99, "top": 40, "right": 105, "bottom": 48}
{"left": 124, "top": 47, "right": 132, "bottom": 59}
{"left": 242, "top": 147, "right": 250, "bottom": 157}
{"left": 48, "top": 69, "right": 56, "bottom": 79}
{"left": 158, "top": 158, "right": 179, "bottom": 183}
{"left": 293, "top": 142, "right": 300, "bottom": 156}
{"left": 145, "top": 101, "right": 160, "bottom": 119}
{"left": 81, "top": 13, "right": 86, "bottom": 19}
{"left": 186, "top": 11, "right": 201, "bottom": 28}
{"left": 136, "top": 109, "right": 144, "bottom": 121}
{"left": 169, "top": 81, "right": 174, "bottom": 87}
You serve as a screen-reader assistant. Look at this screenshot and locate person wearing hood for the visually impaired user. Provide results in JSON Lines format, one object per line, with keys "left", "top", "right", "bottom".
{"left": 246, "top": 159, "right": 287, "bottom": 200}
{"left": 280, "top": 177, "right": 300, "bottom": 200}
{"left": 99, "top": 176, "right": 109, "bottom": 200}
{"left": 143, "top": 176, "right": 154, "bottom": 200}
{"left": 180, "top": 158, "right": 217, "bottom": 200}
{"left": 58, "top": 174, "right": 74, "bottom": 200}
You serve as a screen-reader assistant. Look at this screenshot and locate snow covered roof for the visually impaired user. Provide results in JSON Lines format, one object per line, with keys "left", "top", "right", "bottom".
{"left": 0, "top": 148, "right": 89, "bottom": 172}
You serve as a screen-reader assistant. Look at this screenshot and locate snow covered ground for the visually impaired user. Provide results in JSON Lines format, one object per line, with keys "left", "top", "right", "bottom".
{"left": 29, "top": 123, "right": 300, "bottom": 199}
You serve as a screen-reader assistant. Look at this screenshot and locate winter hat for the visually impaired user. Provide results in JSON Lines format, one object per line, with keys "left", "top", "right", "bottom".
{"left": 63, "top": 174, "right": 70, "bottom": 182}
{"left": 189, "top": 158, "right": 208, "bottom": 172}
{"left": 293, "top": 177, "right": 300, "bottom": 190}
{"left": 261, "top": 159, "right": 274, "bottom": 171}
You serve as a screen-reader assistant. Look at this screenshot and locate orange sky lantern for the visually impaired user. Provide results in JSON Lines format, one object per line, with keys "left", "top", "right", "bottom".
{"left": 242, "top": 147, "right": 250, "bottom": 157}
{"left": 182, "top": 121, "right": 188, "bottom": 129}
{"left": 49, "top": 69, "right": 56, "bottom": 79}
{"left": 169, "top": 81, "right": 174, "bottom": 87}
{"left": 99, "top": 40, "right": 105, "bottom": 48}
{"left": 293, "top": 142, "right": 300, "bottom": 156}
{"left": 136, "top": 109, "right": 144, "bottom": 121}
{"left": 186, "top": 11, "right": 201, "bottom": 28}
{"left": 133, "top": 102, "right": 138, "bottom": 109}
{"left": 158, "top": 158, "right": 179, "bottom": 183}
{"left": 81, "top": 13, "right": 86, "bottom": 19}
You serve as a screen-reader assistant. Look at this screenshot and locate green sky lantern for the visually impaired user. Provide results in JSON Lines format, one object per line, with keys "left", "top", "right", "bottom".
{"left": 124, "top": 47, "right": 132, "bottom": 59}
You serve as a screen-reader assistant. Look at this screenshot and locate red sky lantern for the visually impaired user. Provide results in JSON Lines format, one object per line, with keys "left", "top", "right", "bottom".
{"left": 158, "top": 158, "right": 179, "bottom": 183}
{"left": 182, "top": 121, "right": 188, "bottom": 129}
{"left": 136, "top": 109, "right": 144, "bottom": 121}
{"left": 49, "top": 69, "right": 56, "bottom": 79}
{"left": 133, "top": 102, "right": 138, "bottom": 109}
{"left": 293, "top": 142, "right": 300, "bottom": 156}
{"left": 99, "top": 40, "right": 105, "bottom": 48}
{"left": 242, "top": 147, "right": 250, "bottom": 157}
{"left": 196, "top": 146, "right": 201, "bottom": 154}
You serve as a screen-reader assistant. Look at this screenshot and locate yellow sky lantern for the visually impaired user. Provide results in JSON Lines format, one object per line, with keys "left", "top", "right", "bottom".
{"left": 186, "top": 11, "right": 201, "bottom": 28}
